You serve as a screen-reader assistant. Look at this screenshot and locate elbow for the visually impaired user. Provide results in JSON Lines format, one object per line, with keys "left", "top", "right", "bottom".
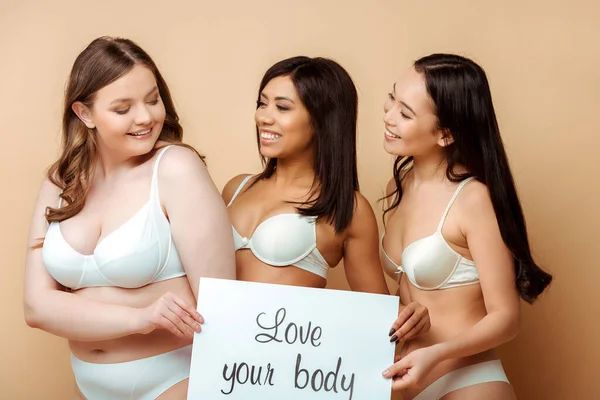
{"left": 24, "top": 300, "right": 44, "bottom": 329}
{"left": 24, "top": 308, "right": 40, "bottom": 328}
{"left": 504, "top": 314, "right": 520, "bottom": 342}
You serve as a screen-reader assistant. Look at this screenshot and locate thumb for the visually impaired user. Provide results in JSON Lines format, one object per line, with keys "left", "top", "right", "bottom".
{"left": 382, "top": 356, "right": 410, "bottom": 379}
{"left": 391, "top": 370, "right": 417, "bottom": 391}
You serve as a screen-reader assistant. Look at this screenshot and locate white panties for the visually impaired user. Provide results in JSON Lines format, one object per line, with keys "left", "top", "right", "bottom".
{"left": 70, "top": 345, "right": 192, "bottom": 400}
{"left": 414, "top": 359, "right": 510, "bottom": 400}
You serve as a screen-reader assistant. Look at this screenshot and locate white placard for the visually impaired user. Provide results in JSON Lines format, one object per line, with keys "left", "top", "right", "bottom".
{"left": 188, "top": 278, "right": 399, "bottom": 400}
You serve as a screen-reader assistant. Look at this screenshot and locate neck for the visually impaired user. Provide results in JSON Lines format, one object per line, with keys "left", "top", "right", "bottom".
{"left": 272, "top": 151, "right": 315, "bottom": 187}
{"left": 411, "top": 151, "right": 447, "bottom": 185}
{"left": 95, "top": 144, "right": 141, "bottom": 180}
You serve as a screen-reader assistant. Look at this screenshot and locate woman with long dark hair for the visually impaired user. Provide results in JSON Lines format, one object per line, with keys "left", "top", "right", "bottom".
{"left": 380, "top": 54, "right": 552, "bottom": 399}
{"left": 222, "top": 56, "right": 431, "bottom": 343}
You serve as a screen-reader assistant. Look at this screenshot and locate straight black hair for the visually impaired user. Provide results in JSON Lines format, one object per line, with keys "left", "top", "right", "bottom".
{"left": 384, "top": 54, "right": 552, "bottom": 303}
{"left": 253, "top": 56, "right": 359, "bottom": 233}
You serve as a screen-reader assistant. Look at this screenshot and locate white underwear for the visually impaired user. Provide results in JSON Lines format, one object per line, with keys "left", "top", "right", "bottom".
{"left": 70, "top": 345, "right": 192, "bottom": 400}
{"left": 414, "top": 359, "right": 510, "bottom": 400}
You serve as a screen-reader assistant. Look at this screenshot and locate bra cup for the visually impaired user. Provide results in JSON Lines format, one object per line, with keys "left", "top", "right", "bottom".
{"left": 96, "top": 207, "right": 173, "bottom": 287}
{"left": 252, "top": 214, "right": 317, "bottom": 265}
{"left": 98, "top": 247, "right": 160, "bottom": 288}
{"left": 227, "top": 177, "right": 328, "bottom": 276}
{"left": 93, "top": 206, "right": 151, "bottom": 266}
{"left": 403, "top": 235, "right": 459, "bottom": 289}
{"left": 43, "top": 224, "right": 87, "bottom": 288}
{"left": 381, "top": 248, "right": 401, "bottom": 280}
{"left": 232, "top": 227, "right": 245, "bottom": 248}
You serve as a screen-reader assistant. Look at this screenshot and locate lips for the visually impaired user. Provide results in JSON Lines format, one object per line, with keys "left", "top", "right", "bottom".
{"left": 385, "top": 128, "right": 401, "bottom": 139}
{"left": 260, "top": 130, "right": 282, "bottom": 142}
{"left": 127, "top": 127, "right": 152, "bottom": 137}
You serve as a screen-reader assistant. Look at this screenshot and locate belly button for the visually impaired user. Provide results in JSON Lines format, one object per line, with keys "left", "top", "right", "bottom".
{"left": 91, "top": 349, "right": 105, "bottom": 354}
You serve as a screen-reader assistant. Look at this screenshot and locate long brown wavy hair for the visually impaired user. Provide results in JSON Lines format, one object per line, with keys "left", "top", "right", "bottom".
{"left": 45, "top": 36, "right": 203, "bottom": 224}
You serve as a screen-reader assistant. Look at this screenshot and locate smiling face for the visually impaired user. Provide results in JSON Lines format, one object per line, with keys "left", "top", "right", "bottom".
{"left": 254, "top": 75, "right": 314, "bottom": 160}
{"left": 382, "top": 67, "right": 449, "bottom": 158}
{"left": 73, "top": 64, "right": 166, "bottom": 158}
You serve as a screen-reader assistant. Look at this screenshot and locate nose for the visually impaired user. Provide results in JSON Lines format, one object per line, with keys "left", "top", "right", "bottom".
{"left": 255, "top": 107, "right": 275, "bottom": 126}
{"left": 134, "top": 104, "right": 152, "bottom": 126}
{"left": 383, "top": 105, "right": 396, "bottom": 127}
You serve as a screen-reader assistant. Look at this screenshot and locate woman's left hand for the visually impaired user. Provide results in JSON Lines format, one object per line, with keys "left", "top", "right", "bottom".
{"left": 388, "top": 301, "right": 431, "bottom": 343}
{"left": 382, "top": 346, "right": 441, "bottom": 391}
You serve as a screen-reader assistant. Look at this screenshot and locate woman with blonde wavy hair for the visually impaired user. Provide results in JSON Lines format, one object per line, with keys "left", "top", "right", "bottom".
{"left": 23, "top": 36, "right": 235, "bottom": 399}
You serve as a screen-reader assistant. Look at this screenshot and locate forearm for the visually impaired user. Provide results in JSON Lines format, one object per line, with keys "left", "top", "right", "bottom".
{"left": 345, "top": 260, "right": 390, "bottom": 295}
{"left": 25, "top": 290, "right": 144, "bottom": 341}
{"left": 432, "top": 311, "right": 519, "bottom": 361}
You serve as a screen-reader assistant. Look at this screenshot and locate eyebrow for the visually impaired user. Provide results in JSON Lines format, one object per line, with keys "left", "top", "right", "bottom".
{"left": 109, "top": 86, "right": 159, "bottom": 105}
{"left": 260, "top": 92, "right": 295, "bottom": 104}
{"left": 391, "top": 83, "right": 417, "bottom": 116}
{"left": 401, "top": 101, "right": 416, "bottom": 116}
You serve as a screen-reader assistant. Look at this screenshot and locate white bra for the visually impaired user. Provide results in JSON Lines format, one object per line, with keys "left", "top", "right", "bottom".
{"left": 381, "top": 177, "right": 479, "bottom": 290}
{"left": 227, "top": 175, "right": 330, "bottom": 279}
{"left": 42, "top": 146, "right": 185, "bottom": 290}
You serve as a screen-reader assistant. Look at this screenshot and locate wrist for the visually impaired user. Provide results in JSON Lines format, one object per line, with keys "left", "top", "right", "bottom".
{"left": 130, "top": 307, "right": 150, "bottom": 335}
{"left": 429, "top": 342, "right": 451, "bottom": 362}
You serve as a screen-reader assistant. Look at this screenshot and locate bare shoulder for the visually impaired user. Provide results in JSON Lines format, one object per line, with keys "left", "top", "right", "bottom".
{"left": 456, "top": 179, "right": 496, "bottom": 224}
{"left": 156, "top": 145, "right": 207, "bottom": 180}
{"left": 354, "top": 191, "right": 376, "bottom": 217}
{"left": 459, "top": 179, "right": 492, "bottom": 208}
{"left": 222, "top": 174, "right": 253, "bottom": 204}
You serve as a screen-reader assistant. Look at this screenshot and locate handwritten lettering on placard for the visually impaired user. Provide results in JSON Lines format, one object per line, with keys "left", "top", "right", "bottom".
{"left": 187, "top": 278, "right": 398, "bottom": 400}
{"left": 221, "top": 308, "right": 355, "bottom": 398}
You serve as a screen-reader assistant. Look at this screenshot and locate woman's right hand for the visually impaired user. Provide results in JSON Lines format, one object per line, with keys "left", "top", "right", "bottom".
{"left": 137, "top": 292, "right": 203, "bottom": 338}
{"left": 388, "top": 301, "right": 431, "bottom": 343}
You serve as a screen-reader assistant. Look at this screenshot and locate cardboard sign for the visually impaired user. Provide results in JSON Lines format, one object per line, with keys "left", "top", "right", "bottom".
{"left": 188, "top": 278, "right": 399, "bottom": 399}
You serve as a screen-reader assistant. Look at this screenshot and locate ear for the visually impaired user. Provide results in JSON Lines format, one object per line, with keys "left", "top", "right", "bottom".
{"left": 437, "top": 128, "right": 454, "bottom": 147}
{"left": 71, "top": 101, "right": 95, "bottom": 129}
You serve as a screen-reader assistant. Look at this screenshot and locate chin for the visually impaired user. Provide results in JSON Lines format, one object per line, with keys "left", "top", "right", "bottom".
{"left": 258, "top": 146, "right": 281, "bottom": 159}
{"left": 383, "top": 139, "right": 406, "bottom": 156}
{"left": 128, "top": 138, "right": 159, "bottom": 157}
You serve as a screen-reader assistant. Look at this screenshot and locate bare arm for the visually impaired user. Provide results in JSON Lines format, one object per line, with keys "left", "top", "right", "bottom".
{"left": 342, "top": 192, "right": 390, "bottom": 294}
{"left": 23, "top": 179, "right": 148, "bottom": 341}
{"left": 160, "top": 146, "right": 236, "bottom": 300}
{"left": 431, "top": 182, "right": 520, "bottom": 359}
{"left": 384, "top": 182, "right": 520, "bottom": 387}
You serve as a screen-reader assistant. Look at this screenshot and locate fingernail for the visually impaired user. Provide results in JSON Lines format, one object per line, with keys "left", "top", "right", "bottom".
{"left": 390, "top": 334, "right": 398, "bottom": 343}
{"left": 382, "top": 369, "right": 391, "bottom": 377}
{"left": 388, "top": 328, "right": 395, "bottom": 336}
{"left": 195, "top": 324, "right": 201, "bottom": 332}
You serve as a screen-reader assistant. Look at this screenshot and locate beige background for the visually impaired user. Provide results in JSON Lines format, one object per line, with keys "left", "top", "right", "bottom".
{"left": 1, "top": 0, "right": 598, "bottom": 399}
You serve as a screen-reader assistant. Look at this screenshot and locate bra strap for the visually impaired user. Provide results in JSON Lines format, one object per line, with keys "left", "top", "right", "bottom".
{"left": 226, "top": 175, "right": 253, "bottom": 207}
{"left": 436, "top": 177, "right": 475, "bottom": 232}
{"left": 150, "top": 145, "right": 175, "bottom": 202}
